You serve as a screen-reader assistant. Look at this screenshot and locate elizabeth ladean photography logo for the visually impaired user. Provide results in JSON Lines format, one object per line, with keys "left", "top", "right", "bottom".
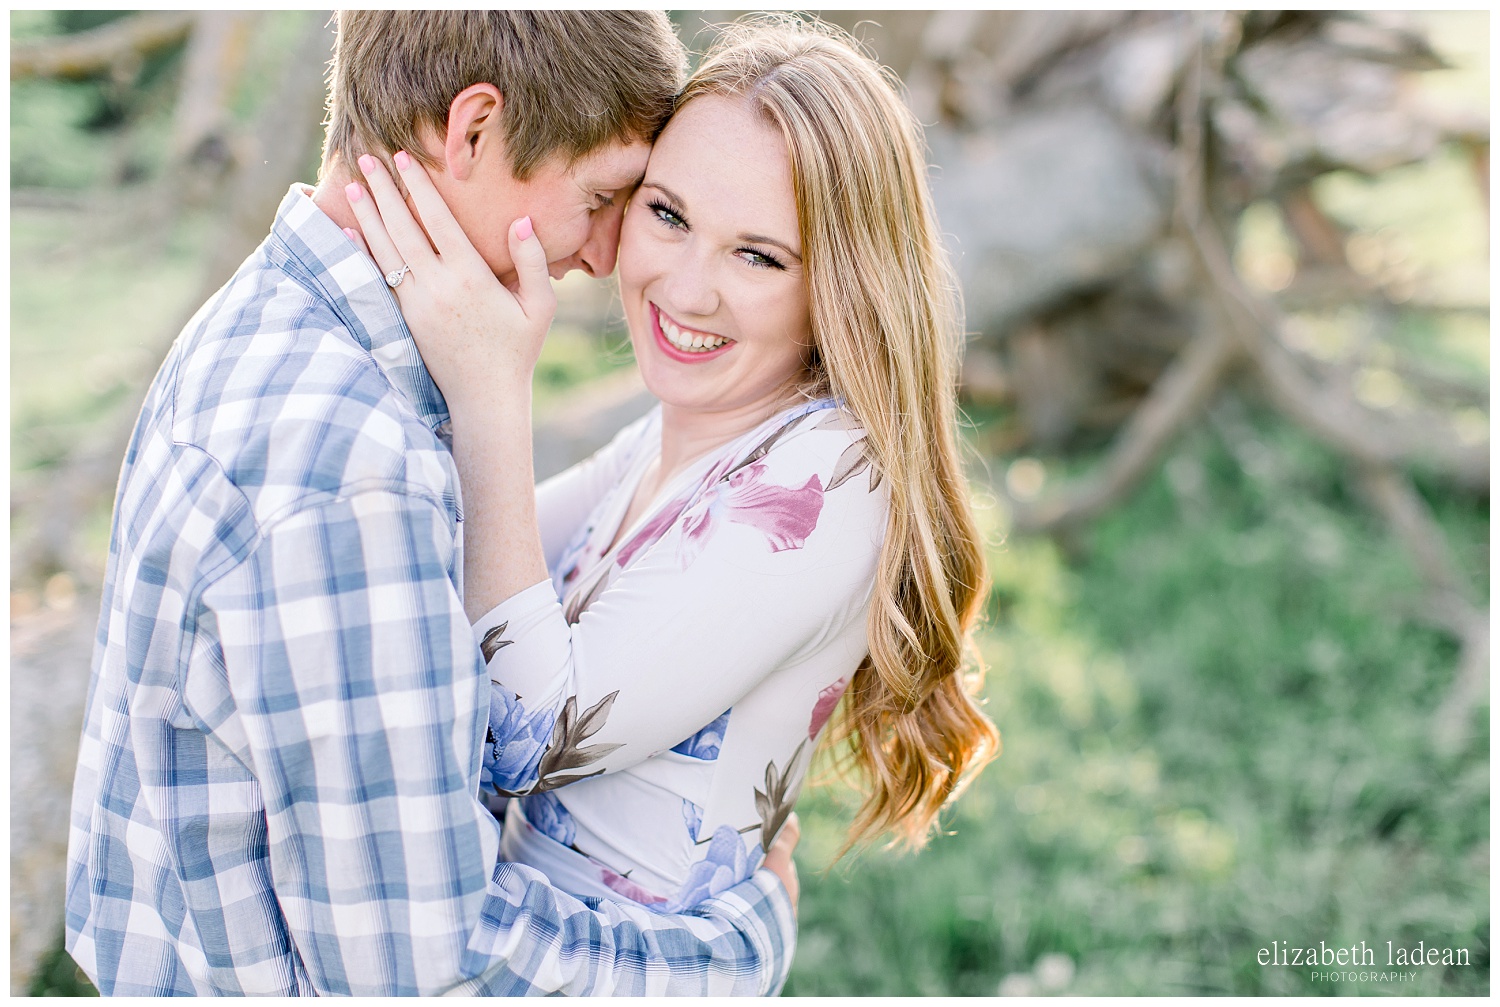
{"left": 1259, "top": 939, "right": 1472, "bottom": 982}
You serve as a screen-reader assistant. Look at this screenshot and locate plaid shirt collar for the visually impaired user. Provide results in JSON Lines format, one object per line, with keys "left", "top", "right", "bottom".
{"left": 266, "top": 183, "right": 450, "bottom": 432}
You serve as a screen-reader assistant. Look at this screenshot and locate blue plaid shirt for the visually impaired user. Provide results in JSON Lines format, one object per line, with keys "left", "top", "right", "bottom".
{"left": 64, "top": 186, "right": 795, "bottom": 996}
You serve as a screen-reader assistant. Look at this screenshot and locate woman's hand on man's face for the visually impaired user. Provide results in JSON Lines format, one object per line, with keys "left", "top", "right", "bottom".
{"left": 343, "top": 151, "right": 556, "bottom": 411}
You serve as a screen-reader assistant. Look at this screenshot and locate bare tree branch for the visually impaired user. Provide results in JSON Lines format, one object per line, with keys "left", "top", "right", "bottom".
{"left": 1382, "top": 349, "right": 1490, "bottom": 409}
{"left": 1357, "top": 467, "right": 1478, "bottom": 605}
{"left": 1355, "top": 466, "right": 1487, "bottom": 754}
{"left": 1467, "top": 140, "right": 1489, "bottom": 214}
{"left": 1431, "top": 617, "right": 1489, "bottom": 755}
{"left": 996, "top": 16, "right": 1242, "bottom": 535}
{"left": 10, "top": 12, "right": 194, "bottom": 80}
{"left": 1007, "top": 324, "right": 1238, "bottom": 533}
{"left": 1178, "top": 64, "right": 1489, "bottom": 490}
{"left": 1164, "top": 13, "right": 1491, "bottom": 493}
{"left": 1248, "top": 334, "right": 1488, "bottom": 489}
{"left": 1183, "top": 8, "right": 1492, "bottom": 757}
{"left": 206, "top": 13, "right": 336, "bottom": 290}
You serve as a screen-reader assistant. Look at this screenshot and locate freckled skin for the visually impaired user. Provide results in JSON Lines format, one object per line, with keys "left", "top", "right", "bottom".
{"left": 438, "top": 138, "right": 652, "bottom": 287}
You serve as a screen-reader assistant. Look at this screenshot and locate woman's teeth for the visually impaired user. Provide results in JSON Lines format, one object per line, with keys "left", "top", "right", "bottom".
{"left": 660, "top": 314, "right": 729, "bottom": 353}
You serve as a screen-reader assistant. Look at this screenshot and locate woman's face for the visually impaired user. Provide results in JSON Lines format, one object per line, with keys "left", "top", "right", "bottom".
{"left": 618, "top": 94, "right": 812, "bottom": 418}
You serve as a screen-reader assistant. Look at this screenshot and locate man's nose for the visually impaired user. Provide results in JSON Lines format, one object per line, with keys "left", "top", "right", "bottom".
{"left": 552, "top": 205, "right": 625, "bottom": 280}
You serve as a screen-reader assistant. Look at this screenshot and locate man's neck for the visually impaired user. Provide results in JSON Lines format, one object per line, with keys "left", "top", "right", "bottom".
{"left": 311, "top": 162, "right": 438, "bottom": 261}
{"left": 311, "top": 168, "right": 360, "bottom": 234}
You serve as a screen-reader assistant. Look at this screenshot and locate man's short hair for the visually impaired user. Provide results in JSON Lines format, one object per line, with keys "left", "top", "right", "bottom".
{"left": 322, "top": 11, "right": 686, "bottom": 181}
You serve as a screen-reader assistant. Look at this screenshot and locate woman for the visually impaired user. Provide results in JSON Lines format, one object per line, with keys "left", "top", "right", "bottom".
{"left": 345, "top": 16, "right": 997, "bottom": 912}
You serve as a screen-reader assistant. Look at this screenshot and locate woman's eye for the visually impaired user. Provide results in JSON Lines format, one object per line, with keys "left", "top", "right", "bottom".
{"left": 647, "top": 199, "right": 687, "bottom": 229}
{"left": 739, "top": 248, "right": 786, "bottom": 271}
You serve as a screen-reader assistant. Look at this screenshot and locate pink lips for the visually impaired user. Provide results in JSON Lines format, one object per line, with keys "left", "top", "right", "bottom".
{"left": 650, "top": 303, "right": 735, "bottom": 364}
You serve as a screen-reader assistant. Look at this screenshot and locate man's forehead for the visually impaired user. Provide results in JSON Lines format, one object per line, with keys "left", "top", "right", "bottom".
{"left": 575, "top": 138, "right": 653, "bottom": 189}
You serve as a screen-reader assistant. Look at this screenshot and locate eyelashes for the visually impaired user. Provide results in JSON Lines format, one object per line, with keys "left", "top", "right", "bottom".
{"left": 643, "top": 198, "right": 788, "bottom": 272}
{"left": 646, "top": 198, "right": 686, "bottom": 230}
{"left": 738, "top": 248, "right": 786, "bottom": 270}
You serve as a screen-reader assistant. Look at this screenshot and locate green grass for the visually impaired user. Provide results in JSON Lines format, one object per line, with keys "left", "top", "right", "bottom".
{"left": 784, "top": 414, "right": 1488, "bottom": 996}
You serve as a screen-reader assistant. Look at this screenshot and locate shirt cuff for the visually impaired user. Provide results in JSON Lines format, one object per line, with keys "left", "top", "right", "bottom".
{"left": 695, "top": 868, "right": 798, "bottom": 997}
{"left": 471, "top": 579, "right": 572, "bottom": 699}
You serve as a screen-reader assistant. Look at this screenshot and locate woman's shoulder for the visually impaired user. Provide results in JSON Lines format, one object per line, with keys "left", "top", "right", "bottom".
{"left": 744, "top": 399, "right": 880, "bottom": 497}
{"left": 733, "top": 399, "right": 854, "bottom": 459}
{"left": 709, "top": 399, "right": 887, "bottom": 565}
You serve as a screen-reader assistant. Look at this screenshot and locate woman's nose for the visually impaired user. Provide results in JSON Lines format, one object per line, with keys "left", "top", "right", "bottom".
{"left": 662, "top": 246, "right": 719, "bottom": 319}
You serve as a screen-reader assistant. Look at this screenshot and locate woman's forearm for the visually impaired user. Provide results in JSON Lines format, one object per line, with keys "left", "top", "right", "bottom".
{"left": 450, "top": 385, "right": 550, "bottom": 623}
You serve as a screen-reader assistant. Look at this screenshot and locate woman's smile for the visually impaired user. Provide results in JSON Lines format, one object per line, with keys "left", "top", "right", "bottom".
{"left": 651, "top": 303, "right": 736, "bottom": 362}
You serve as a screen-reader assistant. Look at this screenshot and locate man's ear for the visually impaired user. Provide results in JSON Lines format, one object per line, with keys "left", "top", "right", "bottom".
{"left": 443, "top": 83, "right": 504, "bottom": 182}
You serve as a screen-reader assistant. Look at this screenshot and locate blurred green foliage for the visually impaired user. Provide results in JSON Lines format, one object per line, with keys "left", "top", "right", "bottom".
{"left": 10, "top": 76, "right": 115, "bottom": 189}
{"left": 10, "top": 207, "right": 201, "bottom": 468}
{"left": 531, "top": 324, "right": 637, "bottom": 410}
{"left": 9, "top": 11, "right": 189, "bottom": 188}
{"left": 28, "top": 937, "right": 97, "bottom": 997}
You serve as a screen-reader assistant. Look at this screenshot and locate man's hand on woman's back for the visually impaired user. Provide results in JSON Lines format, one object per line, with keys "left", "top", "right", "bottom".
{"left": 763, "top": 812, "right": 801, "bottom": 913}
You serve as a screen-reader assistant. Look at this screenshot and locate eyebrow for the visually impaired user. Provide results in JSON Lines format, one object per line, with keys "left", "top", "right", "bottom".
{"left": 642, "top": 181, "right": 803, "bottom": 262}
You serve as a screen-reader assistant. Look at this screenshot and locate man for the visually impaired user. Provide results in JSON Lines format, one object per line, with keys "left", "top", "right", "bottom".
{"left": 65, "top": 12, "right": 797, "bottom": 996}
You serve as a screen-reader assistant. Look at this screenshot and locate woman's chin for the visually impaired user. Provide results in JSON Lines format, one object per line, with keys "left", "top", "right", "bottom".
{"left": 638, "top": 372, "right": 713, "bottom": 413}
{"left": 633, "top": 344, "right": 711, "bottom": 408}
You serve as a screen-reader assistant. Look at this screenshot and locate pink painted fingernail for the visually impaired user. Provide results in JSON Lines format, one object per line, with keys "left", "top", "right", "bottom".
{"left": 394, "top": 150, "right": 411, "bottom": 171}
{"left": 357, "top": 154, "right": 376, "bottom": 175}
{"left": 343, "top": 228, "right": 359, "bottom": 243}
{"left": 345, "top": 183, "right": 362, "bottom": 203}
{"left": 515, "top": 216, "right": 533, "bottom": 241}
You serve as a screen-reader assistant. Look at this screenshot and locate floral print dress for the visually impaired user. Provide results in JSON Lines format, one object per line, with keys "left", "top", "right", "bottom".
{"left": 471, "top": 398, "right": 887, "bottom": 911}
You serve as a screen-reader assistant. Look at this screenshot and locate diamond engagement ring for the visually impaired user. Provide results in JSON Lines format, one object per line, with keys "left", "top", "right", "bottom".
{"left": 385, "top": 264, "right": 411, "bottom": 288}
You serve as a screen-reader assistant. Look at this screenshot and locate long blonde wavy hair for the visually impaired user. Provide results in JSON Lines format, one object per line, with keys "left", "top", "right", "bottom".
{"left": 679, "top": 16, "right": 999, "bottom": 854}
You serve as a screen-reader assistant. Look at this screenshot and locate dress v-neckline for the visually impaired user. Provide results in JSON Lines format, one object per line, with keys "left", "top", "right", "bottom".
{"left": 602, "top": 453, "right": 665, "bottom": 557}
{"left": 598, "top": 432, "right": 716, "bottom": 561}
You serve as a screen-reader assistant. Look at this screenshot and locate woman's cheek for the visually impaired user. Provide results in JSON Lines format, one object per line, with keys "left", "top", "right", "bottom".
{"left": 616, "top": 221, "right": 653, "bottom": 291}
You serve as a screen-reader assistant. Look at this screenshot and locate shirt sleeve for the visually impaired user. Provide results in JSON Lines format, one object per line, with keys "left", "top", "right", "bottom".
{"left": 472, "top": 424, "right": 886, "bottom": 796}
{"left": 200, "top": 487, "right": 794, "bottom": 996}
